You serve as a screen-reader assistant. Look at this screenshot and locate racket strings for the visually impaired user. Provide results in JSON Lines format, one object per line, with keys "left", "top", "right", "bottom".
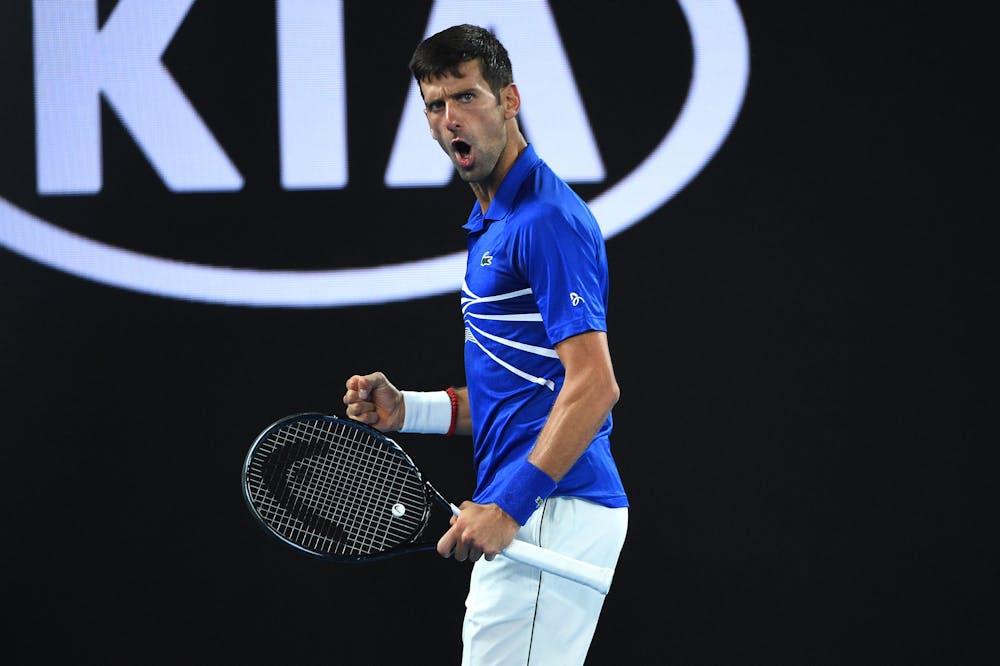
{"left": 252, "top": 420, "right": 402, "bottom": 552}
{"left": 246, "top": 417, "right": 429, "bottom": 556}
{"left": 289, "top": 420, "right": 416, "bottom": 553}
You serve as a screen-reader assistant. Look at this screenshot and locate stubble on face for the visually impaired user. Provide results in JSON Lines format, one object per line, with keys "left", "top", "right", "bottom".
{"left": 420, "top": 61, "right": 508, "bottom": 188}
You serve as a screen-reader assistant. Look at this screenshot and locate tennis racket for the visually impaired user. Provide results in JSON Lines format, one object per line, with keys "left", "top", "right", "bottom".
{"left": 242, "top": 412, "right": 614, "bottom": 595}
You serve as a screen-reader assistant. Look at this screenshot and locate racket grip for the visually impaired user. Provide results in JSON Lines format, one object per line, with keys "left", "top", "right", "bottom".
{"left": 449, "top": 503, "right": 614, "bottom": 595}
{"left": 501, "top": 539, "right": 613, "bottom": 595}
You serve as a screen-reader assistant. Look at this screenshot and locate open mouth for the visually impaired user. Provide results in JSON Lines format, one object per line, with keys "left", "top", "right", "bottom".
{"left": 452, "top": 139, "right": 473, "bottom": 167}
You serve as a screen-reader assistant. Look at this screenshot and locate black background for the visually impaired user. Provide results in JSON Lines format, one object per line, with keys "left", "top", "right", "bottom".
{"left": 1, "top": 2, "right": 965, "bottom": 664}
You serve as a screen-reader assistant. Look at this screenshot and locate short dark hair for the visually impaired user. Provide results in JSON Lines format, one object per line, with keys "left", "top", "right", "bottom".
{"left": 409, "top": 24, "right": 513, "bottom": 98}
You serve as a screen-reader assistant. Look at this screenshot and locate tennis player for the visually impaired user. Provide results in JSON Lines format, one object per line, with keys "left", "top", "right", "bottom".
{"left": 344, "top": 24, "right": 628, "bottom": 665}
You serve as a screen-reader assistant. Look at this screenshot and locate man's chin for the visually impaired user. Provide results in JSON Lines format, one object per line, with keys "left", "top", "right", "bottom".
{"left": 454, "top": 163, "right": 479, "bottom": 182}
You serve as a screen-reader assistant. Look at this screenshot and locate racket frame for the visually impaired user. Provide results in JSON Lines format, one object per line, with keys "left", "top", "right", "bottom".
{"left": 242, "top": 412, "right": 444, "bottom": 563}
{"left": 243, "top": 412, "right": 615, "bottom": 594}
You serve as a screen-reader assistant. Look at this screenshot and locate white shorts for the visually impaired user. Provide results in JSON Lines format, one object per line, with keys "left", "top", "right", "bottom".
{"left": 461, "top": 497, "right": 628, "bottom": 665}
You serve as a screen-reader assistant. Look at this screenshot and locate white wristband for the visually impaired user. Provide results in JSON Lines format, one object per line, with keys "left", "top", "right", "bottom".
{"left": 400, "top": 390, "right": 453, "bottom": 434}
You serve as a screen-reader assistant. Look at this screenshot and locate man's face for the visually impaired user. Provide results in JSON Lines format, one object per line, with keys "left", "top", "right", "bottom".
{"left": 419, "top": 60, "right": 510, "bottom": 185}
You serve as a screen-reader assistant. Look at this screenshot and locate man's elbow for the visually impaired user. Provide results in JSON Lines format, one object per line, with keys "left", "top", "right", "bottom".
{"left": 604, "top": 377, "right": 621, "bottom": 412}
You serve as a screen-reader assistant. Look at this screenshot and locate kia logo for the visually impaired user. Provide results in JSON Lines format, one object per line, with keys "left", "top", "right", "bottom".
{"left": 0, "top": 0, "right": 749, "bottom": 308}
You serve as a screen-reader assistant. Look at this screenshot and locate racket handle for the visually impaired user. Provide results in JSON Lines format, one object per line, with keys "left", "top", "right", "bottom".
{"left": 449, "top": 503, "right": 614, "bottom": 595}
{"left": 501, "top": 539, "right": 614, "bottom": 595}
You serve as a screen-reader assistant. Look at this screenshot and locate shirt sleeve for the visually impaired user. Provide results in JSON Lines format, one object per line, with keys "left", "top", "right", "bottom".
{"left": 515, "top": 202, "right": 608, "bottom": 346}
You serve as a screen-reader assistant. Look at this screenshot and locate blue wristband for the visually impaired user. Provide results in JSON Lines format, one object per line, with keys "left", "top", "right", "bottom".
{"left": 494, "top": 460, "right": 557, "bottom": 525}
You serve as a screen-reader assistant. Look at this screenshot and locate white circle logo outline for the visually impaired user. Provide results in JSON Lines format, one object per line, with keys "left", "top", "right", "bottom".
{"left": 0, "top": 0, "right": 749, "bottom": 308}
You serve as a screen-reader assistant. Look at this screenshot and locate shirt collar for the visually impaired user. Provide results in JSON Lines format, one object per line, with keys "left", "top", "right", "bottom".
{"left": 463, "top": 144, "right": 540, "bottom": 233}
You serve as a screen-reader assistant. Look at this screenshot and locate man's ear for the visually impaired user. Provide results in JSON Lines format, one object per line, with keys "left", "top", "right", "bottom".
{"left": 502, "top": 83, "right": 521, "bottom": 119}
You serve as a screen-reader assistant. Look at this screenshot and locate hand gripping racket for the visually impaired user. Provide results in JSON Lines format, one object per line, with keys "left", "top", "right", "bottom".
{"left": 242, "top": 413, "right": 614, "bottom": 595}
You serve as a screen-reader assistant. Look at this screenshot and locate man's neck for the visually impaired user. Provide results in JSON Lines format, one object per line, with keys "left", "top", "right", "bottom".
{"left": 473, "top": 132, "right": 528, "bottom": 213}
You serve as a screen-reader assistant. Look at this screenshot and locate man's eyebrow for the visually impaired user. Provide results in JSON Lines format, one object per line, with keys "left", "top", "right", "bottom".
{"left": 424, "top": 87, "right": 477, "bottom": 107}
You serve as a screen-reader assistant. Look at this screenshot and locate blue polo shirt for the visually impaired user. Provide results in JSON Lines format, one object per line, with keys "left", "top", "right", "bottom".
{"left": 462, "top": 145, "right": 628, "bottom": 515}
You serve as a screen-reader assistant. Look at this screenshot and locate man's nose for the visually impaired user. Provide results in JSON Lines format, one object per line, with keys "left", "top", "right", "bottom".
{"left": 445, "top": 103, "right": 461, "bottom": 130}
